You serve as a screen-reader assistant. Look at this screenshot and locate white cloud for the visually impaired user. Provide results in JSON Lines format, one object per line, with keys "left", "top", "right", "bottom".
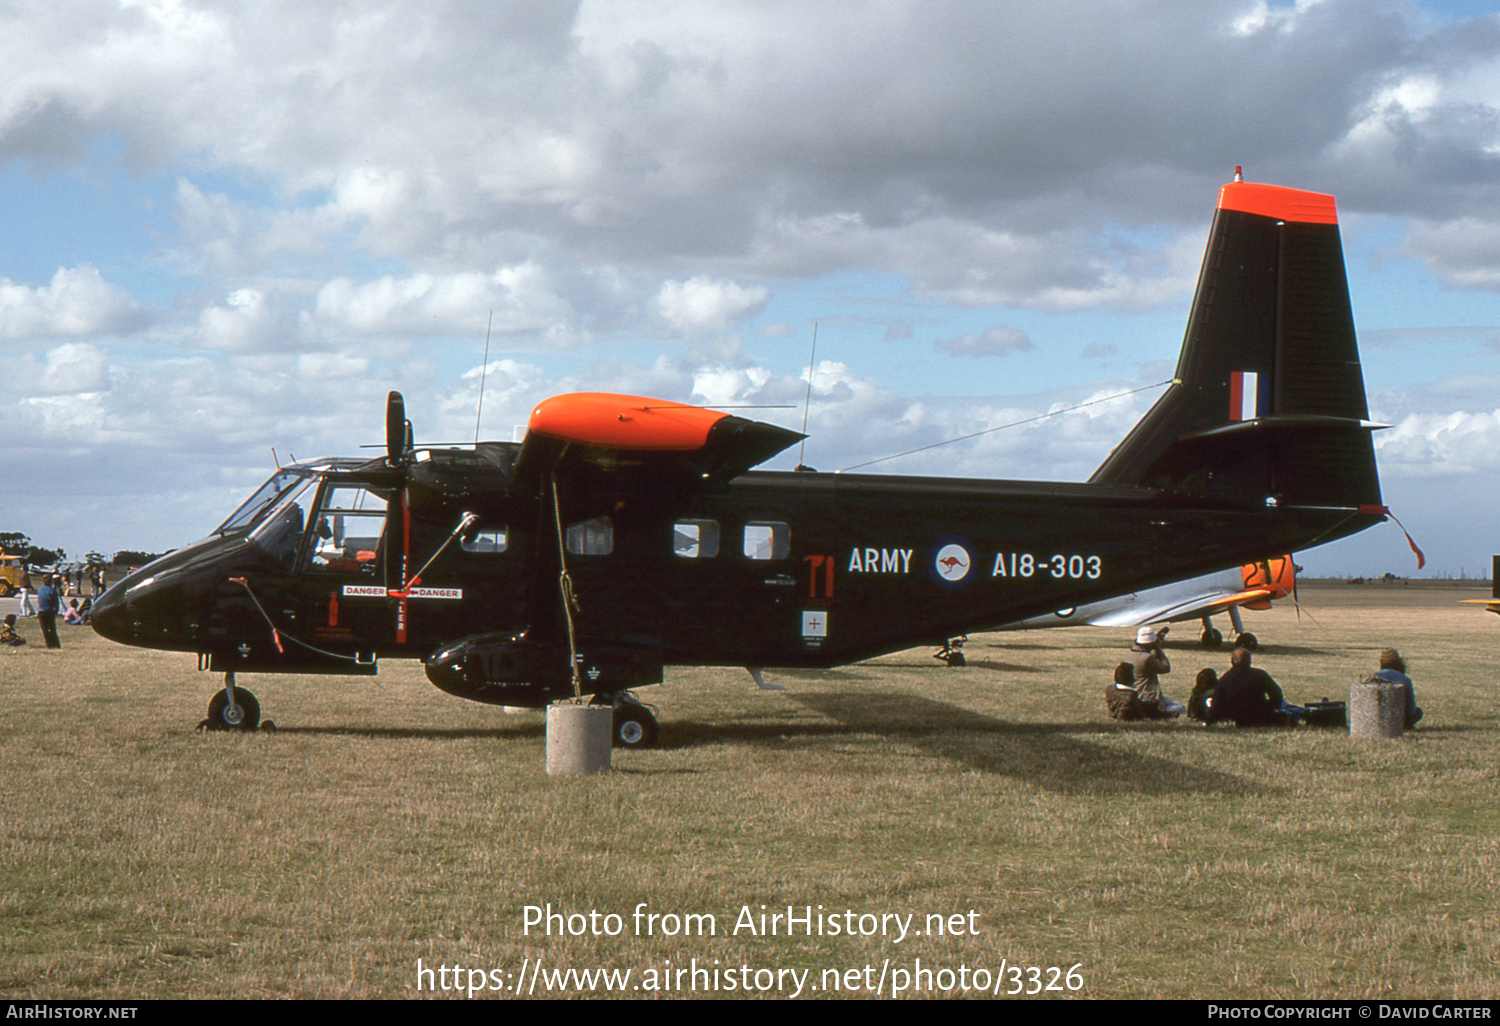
{"left": 195, "top": 287, "right": 310, "bottom": 353}
{"left": 1376, "top": 409, "right": 1500, "bottom": 476}
{"left": 41, "top": 342, "right": 109, "bottom": 394}
{"left": 0, "top": 266, "right": 150, "bottom": 339}
{"left": 934, "top": 325, "right": 1034, "bottom": 357}
{"left": 656, "top": 277, "right": 769, "bottom": 336}
{"left": 1402, "top": 218, "right": 1500, "bottom": 289}
{"left": 691, "top": 364, "right": 772, "bottom": 406}
{"left": 1230, "top": 0, "right": 1332, "bottom": 38}
{"left": 0, "top": 342, "right": 111, "bottom": 396}
{"left": 296, "top": 351, "right": 369, "bottom": 380}
{"left": 315, "top": 263, "right": 576, "bottom": 343}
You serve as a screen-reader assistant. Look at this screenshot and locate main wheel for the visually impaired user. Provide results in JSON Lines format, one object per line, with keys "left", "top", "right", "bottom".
{"left": 206, "top": 688, "right": 261, "bottom": 731}
{"left": 611, "top": 704, "right": 659, "bottom": 749}
{"left": 1200, "top": 627, "right": 1223, "bottom": 649}
{"left": 1234, "top": 632, "right": 1259, "bottom": 650}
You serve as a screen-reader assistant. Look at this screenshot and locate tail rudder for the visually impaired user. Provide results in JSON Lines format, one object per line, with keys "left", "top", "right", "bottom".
{"left": 1091, "top": 178, "right": 1381, "bottom": 511}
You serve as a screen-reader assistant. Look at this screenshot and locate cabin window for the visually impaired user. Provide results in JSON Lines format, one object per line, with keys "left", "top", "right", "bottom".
{"left": 566, "top": 517, "right": 613, "bottom": 556}
{"left": 743, "top": 521, "right": 790, "bottom": 560}
{"left": 673, "top": 520, "right": 720, "bottom": 559}
{"left": 461, "top": 527, "right": 509, "bottom": 554}
{"left": 306, "top": 484, "right": 388, "bottom": 574}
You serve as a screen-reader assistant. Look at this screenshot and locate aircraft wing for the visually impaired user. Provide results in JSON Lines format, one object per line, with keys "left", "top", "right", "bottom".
{"left": 1003, "top": 558, "right": 1295, "bottom": 630}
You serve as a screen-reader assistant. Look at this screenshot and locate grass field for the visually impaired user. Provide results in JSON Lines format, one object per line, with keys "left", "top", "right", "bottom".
{"left": 1, "top": 580, "right": 1497, "bottom": 1000}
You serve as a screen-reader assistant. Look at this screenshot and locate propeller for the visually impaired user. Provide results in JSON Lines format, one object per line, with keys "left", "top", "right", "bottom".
{"left": 386, "top": 391, "right": 412, "bottom": 466}
{"left": 1285, "top": 556, "right": 1324, "bottom": 629}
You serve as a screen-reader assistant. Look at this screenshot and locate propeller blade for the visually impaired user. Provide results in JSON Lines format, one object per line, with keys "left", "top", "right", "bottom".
{"left": 386, "top": 391, "right": 408, "bottom": 465}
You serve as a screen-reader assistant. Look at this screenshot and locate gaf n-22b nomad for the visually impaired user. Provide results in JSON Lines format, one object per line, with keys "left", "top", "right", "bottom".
{"left": 92, "top": 178, "right": 1389, "bottom": 746}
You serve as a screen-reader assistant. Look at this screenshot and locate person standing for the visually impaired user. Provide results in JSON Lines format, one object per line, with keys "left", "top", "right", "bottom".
{"left": 36, "top": 574, "right": 61, "bottom": 649}
{"left": 17, "top": 565, "right": 35, "bottom": 617}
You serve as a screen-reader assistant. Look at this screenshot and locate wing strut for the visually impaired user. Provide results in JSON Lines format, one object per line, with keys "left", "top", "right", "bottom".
{"left": 550, "top": 474, "right": 585, "bottom": 701}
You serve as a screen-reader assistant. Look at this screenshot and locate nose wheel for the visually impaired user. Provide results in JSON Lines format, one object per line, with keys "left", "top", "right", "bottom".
{"left": 198, "top": 673, "right": 272, "bottom": 732}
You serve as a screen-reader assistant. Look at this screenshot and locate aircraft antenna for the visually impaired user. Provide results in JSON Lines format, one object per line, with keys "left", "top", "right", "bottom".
{"left": 839, "top": 379, "right": 1171, "bottom": 472}
{"left": 474, "top": 309, "right": 493, "bottom": 446}
{"left": 796, "top": 323, "right": 817, "bottom": 470}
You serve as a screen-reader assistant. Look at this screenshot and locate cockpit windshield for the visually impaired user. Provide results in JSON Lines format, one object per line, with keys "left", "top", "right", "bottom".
{"left": 246, "top": 474, "right": 321, "bottom": 562}
{"left": 216, "top": 468, "right": 317, "bottom": 536}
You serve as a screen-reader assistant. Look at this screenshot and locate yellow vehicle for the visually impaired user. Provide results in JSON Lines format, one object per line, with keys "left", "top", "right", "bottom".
{"left": 0, "top": 553, "right": 25, "bottom": 598}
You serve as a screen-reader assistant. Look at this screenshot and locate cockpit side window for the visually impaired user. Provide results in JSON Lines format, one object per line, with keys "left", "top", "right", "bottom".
{"left": 305, "top": 483, "right": 389, "bottom": 574}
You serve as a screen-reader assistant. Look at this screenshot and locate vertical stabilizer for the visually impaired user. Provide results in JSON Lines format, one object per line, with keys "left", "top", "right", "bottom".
{"left": 1091, "top": 180, "right": 1381, "bottom": 511}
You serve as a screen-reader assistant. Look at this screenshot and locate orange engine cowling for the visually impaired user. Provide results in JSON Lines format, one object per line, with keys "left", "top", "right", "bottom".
{"left": 1240, "top": 556, "right": 1297, "bottom": 608}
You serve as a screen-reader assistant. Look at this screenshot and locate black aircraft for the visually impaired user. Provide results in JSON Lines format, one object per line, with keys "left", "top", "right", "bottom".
{"left": 92, "top": 178, "right": 1389, "bottom": 746}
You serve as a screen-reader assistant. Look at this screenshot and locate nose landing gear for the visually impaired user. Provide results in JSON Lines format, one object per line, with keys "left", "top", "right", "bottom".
{"left": 198, "top": 672, "right": 274, "bottom": 732}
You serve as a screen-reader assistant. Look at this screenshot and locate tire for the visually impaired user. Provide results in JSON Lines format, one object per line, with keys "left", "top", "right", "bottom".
{"left": 612, "top": 704, "right": 659, "bottom": 749}
{"left": 1235, "top": 632, "right": 1259, "bottom": 650}
{"left": 0, "top": 582, "right": 12, "bottom": 598}
{"left": 206, "top": 688, "right": 261, "bottom": 731}
{"left": 1200, "top": 628, "right": 1223, "bottom": 649}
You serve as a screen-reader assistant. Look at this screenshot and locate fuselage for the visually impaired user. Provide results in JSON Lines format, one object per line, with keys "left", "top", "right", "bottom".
{"left": 91, "top": 446, "right": 1381, "bottom": 706}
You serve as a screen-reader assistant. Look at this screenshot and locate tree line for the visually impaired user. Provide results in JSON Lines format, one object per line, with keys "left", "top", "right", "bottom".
{"left": 0, "top": 532, "right": 165, "bottom": 567}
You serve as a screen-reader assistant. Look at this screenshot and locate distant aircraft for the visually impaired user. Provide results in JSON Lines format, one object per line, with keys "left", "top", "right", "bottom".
{"left": 91, "top": 176, "right": 1391, "bottom": 746}
{"left": 1462, "top": 555, "right": 1500, "bottom": 615}
{"left": 999, "top": 556, "right": 1298, "bottom": 649}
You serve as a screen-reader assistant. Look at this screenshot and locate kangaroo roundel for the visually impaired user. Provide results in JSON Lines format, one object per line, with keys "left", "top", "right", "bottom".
{"left": 930, "top": 539, "right": 975, "bottom": 589}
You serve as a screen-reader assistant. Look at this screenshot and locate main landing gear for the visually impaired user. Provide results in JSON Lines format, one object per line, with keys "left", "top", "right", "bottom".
{"left": 198, "top": 672, "right": 275, "bottom": 732}
{"left": 934, "top": 636, "right": 967, "bottom": 667}
{"left": 1200, "top": 610, "right": 1260, "bottom": 650}
{"left": 1198, "top": 618, "right": 1259, "bottom": 650}
{"left": 590, "top": 691, "right": 660, "bottom": 749}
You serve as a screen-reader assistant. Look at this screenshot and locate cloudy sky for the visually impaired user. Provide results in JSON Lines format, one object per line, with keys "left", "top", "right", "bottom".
{"left": 2, "top": 0, "right": 1499, "bottom": 579}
